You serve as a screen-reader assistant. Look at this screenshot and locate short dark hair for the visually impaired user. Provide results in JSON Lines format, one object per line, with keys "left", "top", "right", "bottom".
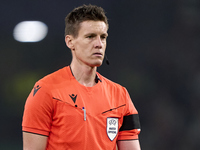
{"left": 64, "top": 4, "right": 108, "bottom": 37}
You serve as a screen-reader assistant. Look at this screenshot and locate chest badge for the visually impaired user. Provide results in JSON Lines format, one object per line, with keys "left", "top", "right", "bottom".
{"left": 69, "top": 94, "right": 77, "bottom": 103}
{"left": 107, "top": 118, "right": 118, "bottom": 141}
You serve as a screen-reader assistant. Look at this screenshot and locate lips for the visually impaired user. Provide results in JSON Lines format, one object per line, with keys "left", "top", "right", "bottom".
{"left": 93, "top": 52, "right": 103, "bottom": 56}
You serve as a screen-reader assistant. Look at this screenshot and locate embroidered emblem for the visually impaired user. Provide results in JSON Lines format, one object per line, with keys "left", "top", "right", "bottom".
{"left": 33, "top": 85, "right": 41, "bottom": 96}
{"left": 69, "top": 94, "right": 77, "bottom": 103}
{"left": 107, "top": 118, "right": 118, "bottom": 141}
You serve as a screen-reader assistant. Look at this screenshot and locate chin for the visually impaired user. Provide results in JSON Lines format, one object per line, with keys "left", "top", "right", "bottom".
{"left": 90, "top": 61, "right": 103, "bottom": 67}
{"left": 96, "top": 64, "right": 102, "bottom": 67}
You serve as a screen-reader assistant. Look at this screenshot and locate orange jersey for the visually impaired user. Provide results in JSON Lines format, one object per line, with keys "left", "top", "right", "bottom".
{"left": 22, "top": 66, "right": 140, "bottom": 150}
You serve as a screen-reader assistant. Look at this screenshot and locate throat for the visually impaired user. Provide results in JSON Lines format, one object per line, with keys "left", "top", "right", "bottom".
{"left": 69, "top": 65, "right": 100, "bottom": 87}
{"left": 81, "top": 81, "right": 96, "bottom": 87}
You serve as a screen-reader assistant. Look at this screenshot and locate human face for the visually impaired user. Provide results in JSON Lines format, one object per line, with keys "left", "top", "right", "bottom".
{"left": 71, "top": 20, "right": 108, "bottom": 67}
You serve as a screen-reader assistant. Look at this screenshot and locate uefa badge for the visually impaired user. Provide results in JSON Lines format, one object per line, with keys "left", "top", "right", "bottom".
{"left": 107, "top": 118, "right": 118, "bottom": 141}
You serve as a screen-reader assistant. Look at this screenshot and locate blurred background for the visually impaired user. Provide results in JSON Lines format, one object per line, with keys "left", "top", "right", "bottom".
{"left": 1, "top": 0, "right": 200, "bottom": 149}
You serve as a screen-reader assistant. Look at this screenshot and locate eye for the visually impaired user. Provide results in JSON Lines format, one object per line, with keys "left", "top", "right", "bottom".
{"left": 86, "top": 34, "right": 95, "bottom": 39}
{"left": 101, "top": 35, "right": 107, "bottom": 40}
{"left": 87, "top": 35, "right": 93, "bottom": 39}
{"left": 101, "top": 36, "right": 106, "bottom": 39}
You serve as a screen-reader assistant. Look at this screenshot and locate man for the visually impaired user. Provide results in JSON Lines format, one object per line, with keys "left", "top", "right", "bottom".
{"left": 22, "top": 4, "right": 141, "bottom": 150}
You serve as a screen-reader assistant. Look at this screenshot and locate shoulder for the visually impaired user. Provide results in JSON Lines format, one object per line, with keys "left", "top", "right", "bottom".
{"left": 39, "top": 66, "right": 70, "bottom": 84}
{"left": 34, "top": 66, "right": 71, "bottom": 91}
{"left": 97, "top": 72, "right": 127, "bottom": 94}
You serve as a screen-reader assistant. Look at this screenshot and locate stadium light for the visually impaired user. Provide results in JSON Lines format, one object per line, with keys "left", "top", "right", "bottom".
{"left": 13, "top": 21, "right": 48, "bottom": 42}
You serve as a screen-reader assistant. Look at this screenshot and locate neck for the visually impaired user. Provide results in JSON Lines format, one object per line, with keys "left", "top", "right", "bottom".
{"left": 70, "top": 62, "right": 97, "bottom": 87}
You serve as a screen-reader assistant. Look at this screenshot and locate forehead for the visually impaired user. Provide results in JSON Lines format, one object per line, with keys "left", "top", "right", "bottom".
{"left": 78, "top": 20, "right": 108, "bottom": 35}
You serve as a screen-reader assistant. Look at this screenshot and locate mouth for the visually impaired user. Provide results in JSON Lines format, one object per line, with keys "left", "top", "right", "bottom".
{"left": 93, "top": 52, "right": 103, "bottom": 57}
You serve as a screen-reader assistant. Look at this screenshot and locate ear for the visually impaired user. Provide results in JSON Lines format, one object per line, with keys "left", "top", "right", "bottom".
{"left": 65, "top": 35, "right": 75, "bottom": 50}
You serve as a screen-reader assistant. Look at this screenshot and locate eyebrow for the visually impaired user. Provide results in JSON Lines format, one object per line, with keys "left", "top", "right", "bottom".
{"left": 102, "top": 33, "right": 108, "bottom": 37}
{"left": 85, "top": 33, "right": 108, "bottom": 37}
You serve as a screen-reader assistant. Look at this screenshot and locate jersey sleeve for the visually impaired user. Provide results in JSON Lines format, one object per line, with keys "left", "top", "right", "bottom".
{"left": 117, "top": 88, "right": 141, "bottom": 141}
{"left": 22, "top": 81, "right": 54, "bottom": 136}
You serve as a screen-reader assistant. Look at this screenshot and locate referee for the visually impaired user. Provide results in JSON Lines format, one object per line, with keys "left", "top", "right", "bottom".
{"left": 22, "top": 4, "right": 141, "bottom": 150}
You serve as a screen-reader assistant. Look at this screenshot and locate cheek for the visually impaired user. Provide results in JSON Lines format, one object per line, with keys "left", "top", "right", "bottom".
{"left": 103, "top": 43, "right": 107, "bottom": 52}
{"left": 75, "top": 41, "right": 90, "bottom": 52}
{"left": 103, "top": 41, "right": 107, "bottom": 47}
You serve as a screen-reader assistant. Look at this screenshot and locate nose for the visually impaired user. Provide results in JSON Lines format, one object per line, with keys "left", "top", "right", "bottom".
{"left": 94, "top": 36, "right": 103, "bottom": 49}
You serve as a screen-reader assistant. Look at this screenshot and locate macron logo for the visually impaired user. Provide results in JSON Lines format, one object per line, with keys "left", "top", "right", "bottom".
{"left": 69, "top": 94, "right": 77, "bottom": 103}
{"left": 33, "top": 85, "right": 41, "bottom": 96}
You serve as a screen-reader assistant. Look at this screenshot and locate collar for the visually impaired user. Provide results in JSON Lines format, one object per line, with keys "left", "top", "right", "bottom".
{"left": 69, "top": 66, "right": 102, "bottom": 83}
